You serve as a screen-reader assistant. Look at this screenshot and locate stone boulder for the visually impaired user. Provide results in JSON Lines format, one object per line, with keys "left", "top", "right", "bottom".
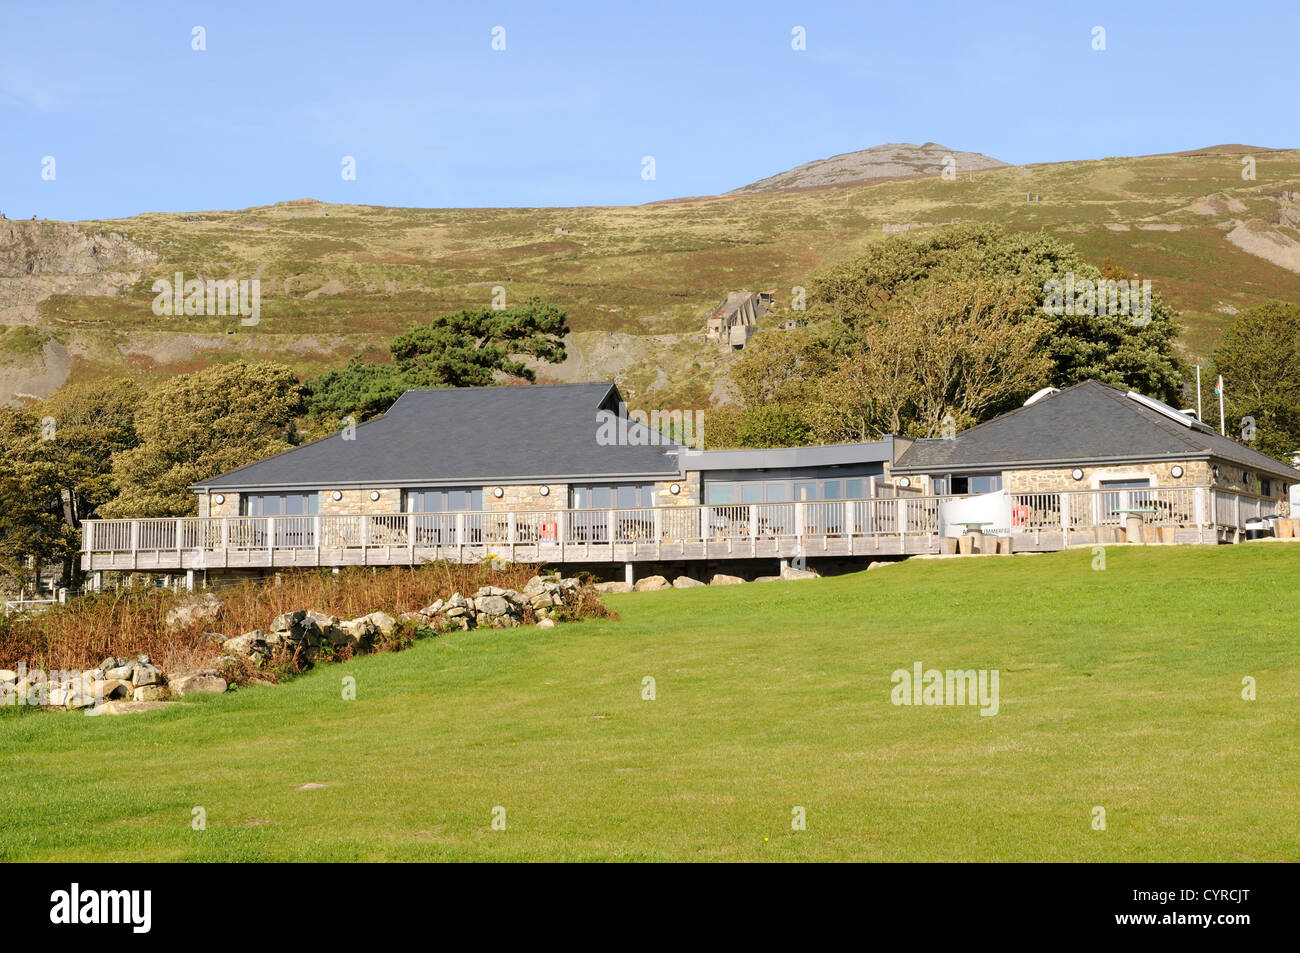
{"left": 710, "top": 573, "right": 746, "bottom": 585}
{"left": 169, "top": 672, "right": 229, "bottom": 697}
{"left": 593, "top": 581, "right": 632, "bottom": 594}
{"left": 781, "top": 567, "right": 820, "bottom": 580}
{"left": 633, "top": 575, "right": 671, "bottom": 592}
{"left": 359, "top": 611, "right": 397, "bottom": 638}
{"left": 131, "top": 660, "right": 163, "bottom": 687}
{"left": 133, "top": 685, "right": 168, "bottom": 702}
{"left": 165, "top": 592, "right": 224, "bottom": 630}
{"left": 223, "top": 630, "right": 269, "bottom": 658}
{"left": 672, "top": 575, "right": 705, "bottom": 588}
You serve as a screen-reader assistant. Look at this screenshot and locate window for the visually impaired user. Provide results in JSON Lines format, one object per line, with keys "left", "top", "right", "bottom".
{"left": 1100, "top": 478, "right": 1152, "bottom": 517}
{"left": 705, "top": 484, "right": 734, "bottom": 505}
{"left": 948, "top": 473, "right": 1002, "bottom": 495}
{"left": 403, "top": 488, "right": 483, "bottom": 512}
{"left": 242, "top": 493, "right": 318, "bottom": 516}
{"left": 1260, "top": 479, "right": 1272, "bottom": 498}
{"left": 571, "top": 484, "right": 655, "bottom": 509}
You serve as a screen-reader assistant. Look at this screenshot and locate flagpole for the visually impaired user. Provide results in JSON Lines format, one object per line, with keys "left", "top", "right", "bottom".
{"left": 1217, "top": 375, "right": 1226, "bottom": 435}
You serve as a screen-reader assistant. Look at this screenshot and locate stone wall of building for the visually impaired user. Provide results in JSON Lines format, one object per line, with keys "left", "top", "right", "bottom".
{"left": 319, "top": 488, "right": 402, "bottom": 515}
{"left": 482, "top": 484, "right": 568, "bottom": 512}
{"left": 198, "top": 493, "right": 240, "bottom": 518}
{"left": 1003, "top": 461, "right": 1206, "bottom": 493}
{"left": 655, "top": 472, "right": 700, "bottom": 506}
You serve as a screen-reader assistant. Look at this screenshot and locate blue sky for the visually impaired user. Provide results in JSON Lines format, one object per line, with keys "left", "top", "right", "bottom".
{"left": 2, "top": 0, "right": 1296, "bottom": 221}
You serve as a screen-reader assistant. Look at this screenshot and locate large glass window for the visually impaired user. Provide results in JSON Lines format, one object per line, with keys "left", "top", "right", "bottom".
{"left": 403, "top": 488, "right": 483, "bottom": 512}
{"left": 242, "top": 493, "right": 318, "bottom": 516}
{"left": 571, "top": 484, "right": 655, "bottom": 509}
{"left": 949, "top": 473, "right": 1003, "bottom": 495}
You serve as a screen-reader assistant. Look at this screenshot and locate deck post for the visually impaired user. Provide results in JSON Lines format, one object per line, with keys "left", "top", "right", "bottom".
{"left": 1059, "top": 493, "right": 1070, "bottom": 546}
{"left": 624, "top": 561, "right": 633, "bottom": 586}
{"left": 314, "top": 515, "right": 322, "bottom": 563}
{"left": 185, "top": 569, "right": 194, "bottom": 592}
{"left": 896, "top": 498, "right": 907, "bottom": 537}
{"left": 92, "top": 570, "right": 103, "bottom": 592}
{"left": 407, "top": 512, "right": 415, "bottom": 564}
{"left": 130, "top": 520, "right": 139, "bottom": 570}
{"left": 175, "top": 518, "right": 184, "bottom": 555}
{"left": 221, "top": 517, "right": 230, "bottom": 555}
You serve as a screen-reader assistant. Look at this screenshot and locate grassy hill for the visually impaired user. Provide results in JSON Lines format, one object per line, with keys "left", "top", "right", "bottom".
{"left": 4, "top": 146, "right": 1300, "bottom": 407}
{"left": 2, "top": 544, "right": 1296, "bottom": 861}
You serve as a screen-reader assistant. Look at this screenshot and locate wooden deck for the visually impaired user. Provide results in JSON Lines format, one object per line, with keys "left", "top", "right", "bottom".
{"left": 80, "top": 486, "right": 1272, "bottom": 578}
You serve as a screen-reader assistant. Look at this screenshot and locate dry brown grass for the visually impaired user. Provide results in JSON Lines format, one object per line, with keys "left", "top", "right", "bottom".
{"left": 0, "top": 562, "right": 605, "bottom": 674}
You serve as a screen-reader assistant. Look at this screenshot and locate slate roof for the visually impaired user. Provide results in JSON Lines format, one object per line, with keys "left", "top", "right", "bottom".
{"left": 193, "top": 382, "right": 682, "bottom": 491}
{"left": 893, "top": 380, "right": 1300, "bottom": 481}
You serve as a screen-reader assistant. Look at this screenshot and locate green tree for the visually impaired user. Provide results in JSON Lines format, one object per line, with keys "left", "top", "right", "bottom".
{"left": 1212, "top": 300, "right": 1300, "bottom": 461}
{"left": 0, "top": 410, "right": 65, "bottom": 589}
{"left": 305, "top": 298, "right": 569, "bottom": 422}
{"left": 100, "top": 362, "right": 304, "bottom": 517}
{"left": 809, "top": 223, "right": 1185, "bottom": 403}
{"left": 0, "top": 378, "right": 142, "bottom": 587}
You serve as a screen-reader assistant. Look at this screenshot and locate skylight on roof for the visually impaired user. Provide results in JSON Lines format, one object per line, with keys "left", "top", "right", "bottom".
{"left": 1126, "top": 390, "right": 1213, "bottom": 432}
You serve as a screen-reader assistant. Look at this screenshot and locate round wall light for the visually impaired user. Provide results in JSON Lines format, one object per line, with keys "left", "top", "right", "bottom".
{"left": 538, "top": 485, "right": 550, "bottom": 497}
{"left": 898, "top": 477, "right": 911, "bottom": 488}
{"left": 1170, "top": 465, "right": 1184, "bottom": 479}
{"left": 331, "top": 490, "right": 343, "bottom": 502}
{"left": 1071, "top": 468, "right": 1084, "bottom": 481}
{"left": 493, "top": 487, "right": 504, "bottom": 498}
{"left": 370, "top": 490, "right": 381, "bottom": 501}
{"left": 213, "top": 494, "right": 225, "bottom": 505}
{"left": 669, "top": 483, "right": 681, "bottom": 495}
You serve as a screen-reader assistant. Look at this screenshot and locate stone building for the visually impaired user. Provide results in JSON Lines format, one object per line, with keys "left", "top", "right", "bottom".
{"left": 191, "top": 381, "right": 900, "bottom": 522}
{"left": 889, "top": 380, "right": 1296, "bottom": 507}
{"left": 705, "top": 291, "right": 767, "bottom": 347}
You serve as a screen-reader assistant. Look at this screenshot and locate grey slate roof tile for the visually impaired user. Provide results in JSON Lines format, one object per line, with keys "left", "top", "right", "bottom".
{"left": 193, "top": 382, "right": 681, "bottom": 490}
{"left": 893, "top": 380, "right": 1299, "bottom": 481}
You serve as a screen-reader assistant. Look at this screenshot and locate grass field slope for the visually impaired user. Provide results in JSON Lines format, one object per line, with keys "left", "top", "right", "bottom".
{"left": 2, "top": 545, "right": 1296, "bottom": 862}
{"left": 3, "top": 146, "right": 1299, "bottom": 407}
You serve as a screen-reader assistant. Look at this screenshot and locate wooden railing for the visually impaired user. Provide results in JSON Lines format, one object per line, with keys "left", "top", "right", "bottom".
{"left": 80, "top": 486, "right": 1283, "bottom": 566}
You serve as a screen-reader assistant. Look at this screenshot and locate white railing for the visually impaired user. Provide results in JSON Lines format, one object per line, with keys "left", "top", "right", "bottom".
{"left": 81, "top": 486, "right": 1280, "bottom": 560}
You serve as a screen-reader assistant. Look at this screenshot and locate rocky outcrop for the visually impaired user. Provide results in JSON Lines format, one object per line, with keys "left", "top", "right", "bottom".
{"left": 414, "top": 575, "right": 581, "bottom": 631}
{"left": 0, "top": 654, "right": 201, "bottom": 711}
{"left": 2, "top": 575, "right": 592, "bottom": 716}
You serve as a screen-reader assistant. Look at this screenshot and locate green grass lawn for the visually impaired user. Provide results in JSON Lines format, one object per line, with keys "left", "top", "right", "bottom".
{"left": 3, "top": 544, "right": 1297, "bottom": 861}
